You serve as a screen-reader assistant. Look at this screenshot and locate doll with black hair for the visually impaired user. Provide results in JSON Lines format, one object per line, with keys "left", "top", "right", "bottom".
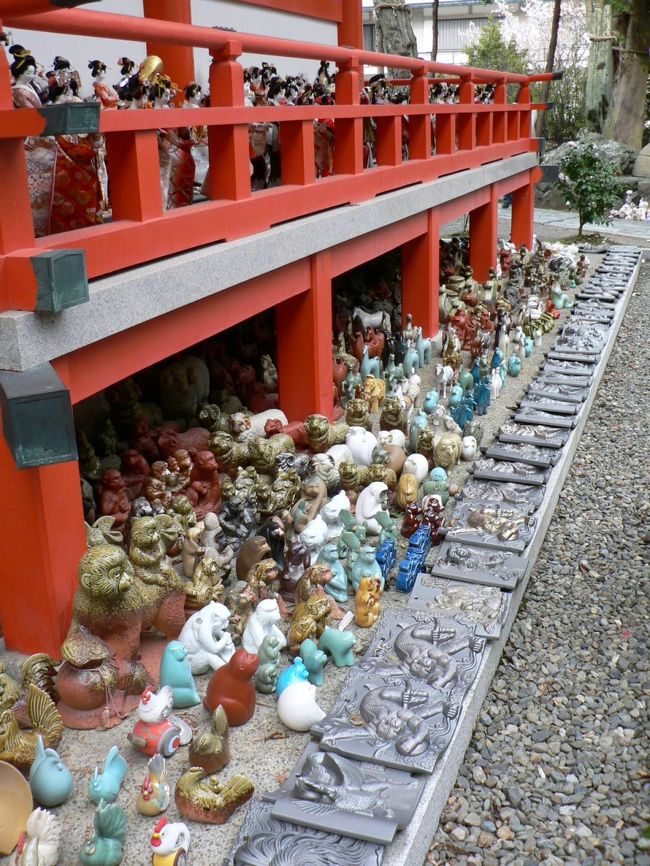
{"left": 89, "top": 59, "right": 119, "bottom": 109}
{"left": 183, "top": 82, "right": 208, "bottom": 190}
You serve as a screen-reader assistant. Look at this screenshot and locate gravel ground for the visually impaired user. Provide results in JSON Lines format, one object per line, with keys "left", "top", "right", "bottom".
{"left": 425, "top": 255, "right": 650, "bottom": 865}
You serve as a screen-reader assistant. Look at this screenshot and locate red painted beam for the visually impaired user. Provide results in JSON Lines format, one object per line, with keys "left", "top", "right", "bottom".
{"left": 331, "top": 212, "right": 426, "bottom": 276}
{"left": 54, "top": 259, "right": 311, "bottom": 404}
{"left": 234, "top": 0, "right": 342, "bottom": 21}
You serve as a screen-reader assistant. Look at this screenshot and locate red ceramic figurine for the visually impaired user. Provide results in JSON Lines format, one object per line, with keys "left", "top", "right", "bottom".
{"left": 204, "top": 649, "right": 259, "bottom": 726}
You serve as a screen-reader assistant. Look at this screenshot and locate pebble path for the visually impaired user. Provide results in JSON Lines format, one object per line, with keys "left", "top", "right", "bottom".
{"left": 425, "top": 259, "right": 650, "bottom": 866}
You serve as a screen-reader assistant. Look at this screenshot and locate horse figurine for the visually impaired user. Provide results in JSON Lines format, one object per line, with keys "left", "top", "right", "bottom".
{"left": 352, "top": 306, "right": 391, "bottom": 335}
{"left": 402, "top": 340, "right": 420, "bottom": 377}
{"left": 360, "top": 346, "right": 382, "bottom": 380}
{"left": 415, "top": 327, "right": 432, "bottom": 367}
{"left": 435, "top": 363, "right": 454, "bottom": 399}
{"left": 489, "top": 368, "right": 502, "bottom": 401}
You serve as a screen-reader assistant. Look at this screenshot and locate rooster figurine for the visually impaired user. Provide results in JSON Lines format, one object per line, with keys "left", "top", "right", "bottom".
{"left": 0, "top": 685, "right": 63, "bottom": 770}
{"left": 149, "top": 816, "right": 190, "bottom": 866}
{"left": 12, "top": 808, "right": 61, "bottom": 866}
{"left": 175, "top": 766, "right": 254, "bottom": 824}
{"left": 129, "top": 687, "right": 192, "bottom": 758}
{"left": 79, "top": 801, "right": 127, "bottom": 866}
{"left": 137, "top": 754, "right": 171, "bottom": 817}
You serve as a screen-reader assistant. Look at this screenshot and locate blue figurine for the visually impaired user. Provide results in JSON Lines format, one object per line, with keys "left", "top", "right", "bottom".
{"left": 422, "top": 389, "right": 440, "bottom": 414}
{"left": 490, "top": 347, "right": 504, "bottom": 371}
{"left": 524, "top": 335, "right": 534, "bottom": 357}
{"left": 448, "top": 384, "right": 464, "bottom": 408}
{"left": 160, "top": 640, "right": 201, "bottom": 708}
{"left": 88, "top": 745, "right": 128, "bottom": 804}
{"left": 375, "top": 538, "right": 397, "bottom": 586}
{"left": 351, "top": 544, "right": 383, "bottom": 592}
{"left": 30, "top": 734, "right": 73, "bottom": 808}
{"left": 317, "top": 544, "right": 348, "bottom": 603}
{"left": 300, "top": 639, "right": 328, "bottom": 687}
{"left": 471, "top": 357, "right": 482, "bottom": 386}
{"left": 507, "top": 354, "right": 522, "bottom": 377}
{"left": 277, "top": 658, "right": 310, "bottom": 696}
{"left": 475, "top": 377, "right": 491, "bottom": 416}
{"left": 423, "top": 466, "right": 449, "bottom": 505}
{"left": 408, "top": 410, "right": 429, "bottom": 452}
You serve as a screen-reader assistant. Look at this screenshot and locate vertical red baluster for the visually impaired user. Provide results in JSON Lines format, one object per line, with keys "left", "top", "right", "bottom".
{"left": 492, "top": 81, "right": 507, "bottom": 144}
{"left": 334, "top": 58, "right": 364, "bottom": 176}
{"left": 409, "top": 70, "right": 432, "bottom": 160}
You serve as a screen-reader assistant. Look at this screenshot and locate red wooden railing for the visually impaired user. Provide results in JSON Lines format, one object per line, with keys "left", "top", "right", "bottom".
{"left": 0, "top": 5, "right": 551, "bottom": 308}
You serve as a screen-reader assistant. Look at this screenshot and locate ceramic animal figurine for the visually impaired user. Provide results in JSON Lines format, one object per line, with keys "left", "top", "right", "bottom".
{"left": 462, "top": 435, "right": 478, "bottom": 461}
{"left": 12, "top": 807, "right": 61, "bottom": 866}
{"left": 304, "top": 415, "right": 349, "bottom": 452}
{"left": 136, "top": 754, "right": 171, "bottom": 817}
{"left": 276, "top": 658, "right": 310, "bottom": 696}
{"left": 175, "top": 767, "right": 254, "bottom": 824}
{"left": 355, "top": 480, "right": 390, "bottom": 536}
{"left": 290, "top": 476, "right": 328, "bottom": 535}
{"left": 159, "top": 641, "right": 201, "bottom": 708}
{"left": 489, "top": 368, "right": 502, "bottom": 401}
{"left": 350, "top": 545, "right": 383, "bottom": 592}
{"left": 253, "top": 635, "right": 282, "bottom": 694}
{"left": 189, "top": 706, "right": 231, "bottom": 775}
{"left": 318, "top": 626, "right": 357, "bottom": 667}
{"left": 401, "top": 502, "right": 423, "bottom": 538}
{"left": 128, "top": 686, "right": 193, "bottom": 758}
{"left": 29, "top": 735, "right": 73, "bottom": 808}
{"left": 415, "top": 326, "right": 432, "bottom": 366}
{"left": 422, "top": 389, "right": 440, "bottom": 414}
{"left": 79, "top": 801, "right": 127, "bottom": 866}
{"left": 345, "top": 426, "right": 378, "bottom": 466}
{"left": 434, "top": 432, "right": 462, "bottom": 469}
{"left": 317, "top": 544, "right": 348, "bottom": 602}
{"left": 178, "top": 602, "right": 234, "bottom": 675}
{"left": 287, "top": 594, "right": 331, "bottom": 656}
{"left": 299, "top": 514, "right": 329, "bottom": 564}
{"left": 423, "top": 467, "right": 449, "bottom": 505}
{"left": 320, "top": 491, "right": 351, "bottom": 541}
{"left": 354, "top": 576, "right": 382, "bottom": 628}
{"left": 395, "top": 472, "right": 419, "bottom": 509}
{"left": 402, "top": 453, "right": 429, "bottom": 483}
{"left": 88, "top": 746, "right": 128, "bottom": 805}
{"left": 236, "top": 536, "right": 272, "bottom": 581}
{"left": 448, "top": 383, "right": 464, "bottom": 408}
{"left": 363, "top": 374, "right": 386, "bottom": 413}
{"left": 435, "top": 363, "right": 454, "bottom": 399}
{"left": 408, "top": 410, "right": 429, "bottom": 452}
{"left": 507, "top": 355, "right": 522, "bottom": 377}
{"left": 277, "top": 681, "right": 326, "bottom": 732}
{"left": 204, "top": 649, "right": 259, "bottom": 726}
{"left": 242, "top": 599, "right": 287, "bottom": 655}
{"left": 150, "top": 817, "right": 190, "bottom": 866}
{"left": 379, "top": 396, "right": 408, "bottom": 434}
{"left": 299, "top": 639, "right": 328, "bottom": 687}
{"left": 377, "top": 428, "right": 407, "bottom": 449}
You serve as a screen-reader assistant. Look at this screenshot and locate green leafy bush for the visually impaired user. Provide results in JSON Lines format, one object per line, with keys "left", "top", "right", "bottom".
{"left": 557, "top": 138, "right": 621, "bottom": 236}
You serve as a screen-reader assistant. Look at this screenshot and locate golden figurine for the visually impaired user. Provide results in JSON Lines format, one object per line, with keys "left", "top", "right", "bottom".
{"left": 287, "top": 594, "right": 331, "bottom": 656}
{"left": 0, "top": 685, "right": 63, "bottom": 770}
{"left": 188, "top": 705, "right": 231, "bottom": 775}
{"left": 175, "top": 766, "right": 254, "bottom": 824}
{"left": 354, "top": 576, "right": 382, "bottom": 628}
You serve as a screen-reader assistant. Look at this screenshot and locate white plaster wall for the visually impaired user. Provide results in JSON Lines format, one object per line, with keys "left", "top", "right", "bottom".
{"left": 7, "top": 0, "right": 337, "bottom": 98}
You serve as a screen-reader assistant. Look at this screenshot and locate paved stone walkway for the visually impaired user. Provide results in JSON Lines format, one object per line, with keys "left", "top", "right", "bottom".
{"left": 532, "top": 208, "right": 650, "bottom": 247}
{"left": 425, "top": 253, "right": 649, "bottom": 864}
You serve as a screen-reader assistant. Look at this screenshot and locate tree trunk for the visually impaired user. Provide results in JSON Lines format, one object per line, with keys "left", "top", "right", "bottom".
{"left": 535, "top": 0, "right": 561, "bottom": 137}
{"left": 584, "top": 0, "right": 614, "bottom": 133}
{"left": 372, "top": 0, "right": 419, "bottom": 78}
{"left": 431, "top": 0, "right": 440, "bottom": 62}
{"left": 603, "top": 0, "right": 650, "bottom": 150}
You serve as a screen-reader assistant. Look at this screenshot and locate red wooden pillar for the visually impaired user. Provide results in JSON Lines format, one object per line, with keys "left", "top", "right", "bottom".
{"left": 334, "top": 58, "right": 364, "bottom": 176}
{"left": 469, "top": 187, "right": 498, "bottom": 281}
{"left": 142, "top": 0, "right": 195, "bottom": 92}
{"left": 276, "top": 251, "right": 334, "bottom": 421}
{"left": 511, "top": 173, "right": 535, "bottom": 250}
{"left": 338, "top": 0, "right": 363, "bottom": 48}
{"left": 402, "top": 210, "right": 440, "bottom": 338}
{"left": 409, "top": 70, "right": 432, "bottom": 160}
{"left": 0, "top": 434, "right": 85, "bottom": 655}
{"left": 205, "top": 40, "right": 251, "bottom": 205}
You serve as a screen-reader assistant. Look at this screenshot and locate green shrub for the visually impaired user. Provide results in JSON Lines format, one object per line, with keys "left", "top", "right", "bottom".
{"left": 557, "top": 138, "right": 621, "bottom": 236}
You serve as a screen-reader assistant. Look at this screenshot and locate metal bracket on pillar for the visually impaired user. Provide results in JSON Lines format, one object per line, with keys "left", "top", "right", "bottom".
{"left": 0, "top": 363, "right": 78, "bottom": 469}
{"left": 32, "top": 249, "right": 89, "bottom": 312}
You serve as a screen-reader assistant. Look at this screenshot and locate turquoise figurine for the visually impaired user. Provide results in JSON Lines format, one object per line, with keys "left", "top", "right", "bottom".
{"left": 524, "top": 336, "right": 534, "bottom": 357}
{"left": 160, "top": 640, "right": 201, "bottom": 708}
{"left": 422, "top": 389, "right": 440, "bottom": 414}
{"left": 88, "top": 746, "right": 128, "bottom": 805}
{"left": 507, "top": 355, "right": 522, "bottom": 377}
{"left": 350, "top": 544, "right": 383, "bottom": 592}
{"left": 29, "top": 734, "right": 73, "bottom": 808}
{"left": 300, "top": 639, "right": 328, "bottom": 687}
{"left": 253, "top": 634, "right": 281, "bottom": 695}
{"left": 423, "top": 466, "right": 449, "bottom": 505}
{"left": 448, "top": 384, "right": 464, "bottom": 408}
{"left": 276, "top": 658, "right": 309, "bottom": 696}
{"left": 408, "top": 410, "right": 429, "bottom": 452}
{"left": 317, "top": 544, "right": 348, "bottom": 603}
{"left": 318, "top": 626, "right": 357, "bottom": 667}
{"left": 79, "top": 800, "right": 127, "bottom": 866}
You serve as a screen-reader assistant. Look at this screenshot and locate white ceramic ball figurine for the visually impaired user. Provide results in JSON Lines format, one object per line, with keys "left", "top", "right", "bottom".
{"left": 242, "top": 599, "right": 287, "bottom": 655}
{"left": 277, "top": 681, "right": 326, "bottom": 731}
{"left": 462, "top": 436, "right": 478, "bottom": 461}
{"left": 377, "top": 429, "right": 407, "bottom": 449}
{"left": 402, "top": 453, "right": 429, "bottom": 484}
{"left": 345, "top": 426, "right": 378, "bottom": 466}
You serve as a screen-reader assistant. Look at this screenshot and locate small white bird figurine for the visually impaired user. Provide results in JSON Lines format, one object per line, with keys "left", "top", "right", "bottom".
{"left": 13, "top": 808, "right": 61, "bottom": 866}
